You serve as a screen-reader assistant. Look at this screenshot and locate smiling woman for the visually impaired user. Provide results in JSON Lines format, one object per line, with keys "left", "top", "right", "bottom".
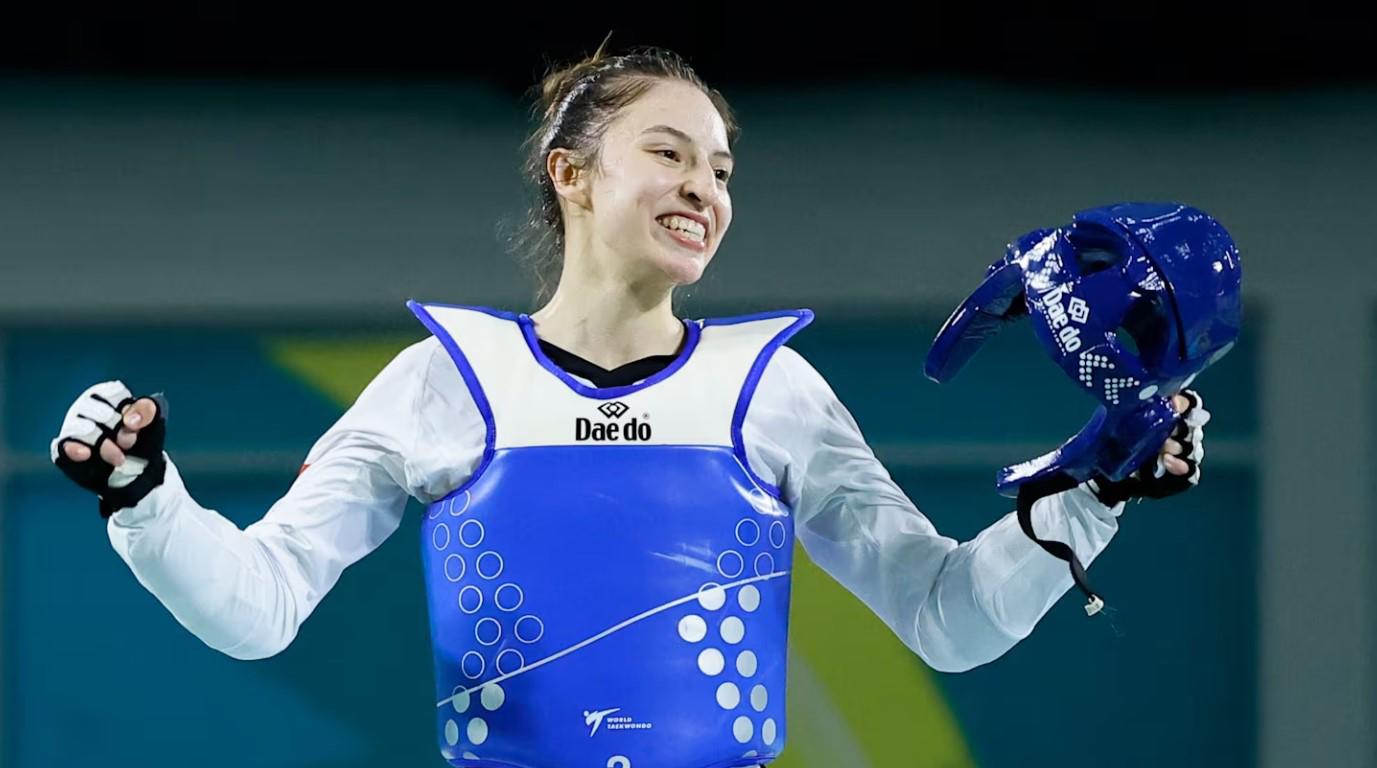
{"left": 50, "top": 39, "right": 1211, "bottom": 768}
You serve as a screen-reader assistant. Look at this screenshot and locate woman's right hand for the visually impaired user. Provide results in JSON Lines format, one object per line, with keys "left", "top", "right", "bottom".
{"left": 52, "top": 381, "right": 169, "bottom": 518}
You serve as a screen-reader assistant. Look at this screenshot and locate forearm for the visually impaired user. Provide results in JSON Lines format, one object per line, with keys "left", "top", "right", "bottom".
{"left": 911, "top": 485, "right": 1122, "bottom": 672}
{"left": 106, "top": 457, "right": 301, "bottom": 660}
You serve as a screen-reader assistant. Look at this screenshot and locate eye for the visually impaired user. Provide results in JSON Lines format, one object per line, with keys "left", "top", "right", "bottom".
{"left": 655, "top": 149, "right": 680, "bottom": 161}
{"left": 715, "top": 168, "right": 732, "bottom": 183}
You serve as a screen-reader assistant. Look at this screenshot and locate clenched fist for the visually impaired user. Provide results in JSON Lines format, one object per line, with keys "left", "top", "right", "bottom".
{"left": 51, "top": 381, "right": 168, "bottom": 518}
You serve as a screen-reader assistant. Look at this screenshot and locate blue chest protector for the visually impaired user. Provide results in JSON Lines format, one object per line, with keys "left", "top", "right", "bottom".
{"left": 407, "top": 301, "right": 813, "bottom": 768}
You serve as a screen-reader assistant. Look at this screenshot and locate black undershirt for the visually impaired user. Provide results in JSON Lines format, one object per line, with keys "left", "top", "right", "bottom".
{"left": 538, "top": 339, "right": 682, "bottom": 388}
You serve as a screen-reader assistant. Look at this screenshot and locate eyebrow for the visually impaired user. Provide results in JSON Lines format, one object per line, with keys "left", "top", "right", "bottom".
{"left": 642, "top": 125, "right": 734, "bottom": 163}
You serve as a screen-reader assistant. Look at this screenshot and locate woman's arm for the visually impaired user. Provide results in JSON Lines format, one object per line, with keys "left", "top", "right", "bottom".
{"left": 745, "top": 346, "right": 1125, "bottom": 673}
{"left": 105, "top": 338, "right": 450, "bottom": 661}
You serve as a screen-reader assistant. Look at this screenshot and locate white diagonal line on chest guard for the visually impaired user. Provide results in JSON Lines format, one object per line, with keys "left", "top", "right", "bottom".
{"left": 420, "top": 306, "right": 798, "bottom": 449}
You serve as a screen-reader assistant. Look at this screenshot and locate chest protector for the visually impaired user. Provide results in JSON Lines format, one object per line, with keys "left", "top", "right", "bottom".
{"left": 407, "top": 300, "right": 813, "bottom": 768}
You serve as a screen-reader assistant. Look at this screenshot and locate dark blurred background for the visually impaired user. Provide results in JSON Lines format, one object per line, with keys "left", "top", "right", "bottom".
{"left": 1, "top": 4, "right": 1373, "bottom": 768}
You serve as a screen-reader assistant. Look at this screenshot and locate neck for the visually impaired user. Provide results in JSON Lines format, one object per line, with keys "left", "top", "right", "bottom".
{"left": 529, "top": 261, "right": 685, "bottom": 371}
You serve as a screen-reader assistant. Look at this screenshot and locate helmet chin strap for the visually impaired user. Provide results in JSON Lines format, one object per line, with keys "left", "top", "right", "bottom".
{"left": 1015, "top": 472, "right": 1106, "bottom": 616}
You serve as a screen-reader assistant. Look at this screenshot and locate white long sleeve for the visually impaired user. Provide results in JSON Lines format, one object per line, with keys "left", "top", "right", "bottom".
{"left": 747, "top": 346, "right": 1124, "bottom": 673}
{"left": 106, "top": 330, "right": 1123, "bottom": 670}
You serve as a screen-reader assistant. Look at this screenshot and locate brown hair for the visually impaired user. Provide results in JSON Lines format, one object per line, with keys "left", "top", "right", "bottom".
{"left": 510, "top": 40, "right": 741, "bottom": 304}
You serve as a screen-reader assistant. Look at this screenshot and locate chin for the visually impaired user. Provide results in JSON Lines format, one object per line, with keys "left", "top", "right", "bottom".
{"left": 656, "top": 251, "right": 710, "bottom": 287}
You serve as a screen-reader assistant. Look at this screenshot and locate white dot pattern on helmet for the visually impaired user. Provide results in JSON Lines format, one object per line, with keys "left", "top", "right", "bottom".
{"left": 721, "top": 616, "right": 745, "bottom": 645}
{"left": 735, "top": 519, "right": 761, "bottom": 546}
{"left": 737, "top": 650, "right": 758, "bottom": 677}
{"left": 475, "top": 618, "right": 501, "bottom": 647}
{"left": 717, "top": 551, "right": 744, "bottom": 578}
{"left": 751, "top": 684, "right": 768, "bottom": 712}
{"left": 432, "top": 523, "right": 451, "bottom": 551}
{"left": 515, "top": 615, "right": 544, "bottom": 643}
{"left": 738, "top": 585, "right": 761, "bottom": 613}
{"left": 459, "top": 520, "right": 485, "bottom": 548}
{"left": 444, "top": 554, "right": 466, "bottom": 582}
{"left": 679, "top": 614, "right": 708, "bottom": 643}
{"left": 763, "top": 718, "right": 777, "bottom": 745}
{"left": 733, "top": 716, "right": 754, "bottom": 743}
{"left": 1139, "top": 384, "right": 1159, "bottom": 400}
{"left": 467, "top": 718, "right": 489, "bottom": 745}
{"left": 698, "top": 648, "right": 725, "bottom": 676}
{"left": 716, "top": 681, "right": 741, "bottom": 709}
{"left": 698, "top": 583, "right": 727, "bottom": 611}
{"left": 480, "top": 683, "right": 505, "bottom": 711}
{"left": 445, "top": 719, "right": 459, "bottom": 746}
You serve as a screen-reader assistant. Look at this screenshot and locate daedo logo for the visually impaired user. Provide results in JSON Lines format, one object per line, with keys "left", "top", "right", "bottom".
{"left": 576, "top": 401, "right": 652, "bottom": 442}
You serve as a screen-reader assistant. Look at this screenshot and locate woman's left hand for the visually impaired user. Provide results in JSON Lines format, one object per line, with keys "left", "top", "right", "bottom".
{"left": 1087, "top": 389, "right": 1210, "bottom": 505}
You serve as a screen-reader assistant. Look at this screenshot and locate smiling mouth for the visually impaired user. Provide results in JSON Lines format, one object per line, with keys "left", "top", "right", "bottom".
{"left": 655, "top": 214, "right": 708, "bottom": 248}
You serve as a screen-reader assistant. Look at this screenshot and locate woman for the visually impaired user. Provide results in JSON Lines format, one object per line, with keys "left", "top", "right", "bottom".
{"left": 52, "top": 45, "right": 1208, "bottom": 768}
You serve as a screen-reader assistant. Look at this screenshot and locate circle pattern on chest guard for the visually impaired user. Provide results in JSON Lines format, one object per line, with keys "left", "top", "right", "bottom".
{"left": 716, "top": 682, "right": 741, "bottom": 709}
{"left": 720, "top": 616, "right": 745, "bottom": 645}
{"left": 452, "top": 686, "right": 471, "bottom": 713}
{"left": 494, "top": 583, "right": 523, "bottom": 612}
{"left": 515, "top": 615, "right": 544, "bottom": 644}
{"left": 445, "top": 719, "right": 459, "bottom": 746}
{"left": 476, "top": 552, "right": 504, "bottom": 580}
{"left": 736, "top": 650, "right": 758, "bottom": 677}
{"left": 467, "top": 718, "right": 489, "bottom": 746}
{"left": 698, "top": 648, "right": 725, "bottom": 676}
{"left": 769, "top": 521, "right": 787, "bottom": 549}
{"left": 763, "top": 718, "right": 777, "bottom": 746}
{"left": 697, "top": 583, "right": 726, "bottom": 611}
{"left": 754, "top": 553, "right": 775, "bottom": 576}
{"left": 461, "top": 651, "right": 485, "bottom": 679}
{"left": 678, "top": 614, "right": 708, "bottom": 643}
{"left": 496, "top": 649, "right": 525, "bottom": 675}
{"left": 716, "top": 551, "right": 744, "bottom": 579}
{"left": 458, "top": 586, "right": 483, "bottom": 614}
{"left": 480, "top": 683, "right": 505, "bottom": 711}
{"left": 475, "top": 618, "right": 502, "bottom": 647}
{"left": 735, "top": 519, "right": 761, "bottom": 547}
{"left": 733, "top": 716, "right": 754, "bottom": 743}
{"left": 459, "top": 519, "right": 485, "bottom": 548}
{"left": 449, "top": 491, "right": 471, "bottom": 517}
{"left": 443, "top": 554, "right": 466, "bottom": 582}
{"left": 432, "top": 523, "right": 451, "bottom": 551}
{"left": 738, "top": 585, "right": 761, "bottom": 613}
{"left": 751, "top": 684, "right": 768, "bottom": 712}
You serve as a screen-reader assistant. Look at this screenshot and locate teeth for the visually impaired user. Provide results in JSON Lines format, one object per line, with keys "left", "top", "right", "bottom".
{"left": 658, "top": 215, "right": 706, "bottom": 243}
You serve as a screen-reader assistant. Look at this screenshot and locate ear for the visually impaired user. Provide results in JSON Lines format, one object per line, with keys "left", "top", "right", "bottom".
{"left": 547, "top": 148, "right": 592, "bottom": 211}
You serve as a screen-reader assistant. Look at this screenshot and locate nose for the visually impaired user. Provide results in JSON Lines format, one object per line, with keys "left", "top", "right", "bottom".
{"left": 680, "top": 163, "right": 720, "bottom": 210}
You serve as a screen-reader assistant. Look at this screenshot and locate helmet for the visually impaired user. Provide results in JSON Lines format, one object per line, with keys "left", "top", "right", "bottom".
{"left": 925, "top": 202, "right": 1243, "bottom": 495}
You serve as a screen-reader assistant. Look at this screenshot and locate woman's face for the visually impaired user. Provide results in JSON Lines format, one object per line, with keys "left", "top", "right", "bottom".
{"left": 564, "top": 80, "right": 735, "bottom": 289}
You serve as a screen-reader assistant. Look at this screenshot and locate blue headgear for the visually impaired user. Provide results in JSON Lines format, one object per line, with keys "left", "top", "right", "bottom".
{"left": 925, "top": 202, "right": 1243, "bottom": 496}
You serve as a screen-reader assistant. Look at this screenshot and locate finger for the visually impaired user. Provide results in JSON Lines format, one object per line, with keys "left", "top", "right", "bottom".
{"left": 1181, "top": 390, "right": 1211, "bottom": 427}
{"left": 117, "top": 427, "right": 138, "bottom": 450}
{"left": 1163, "top": 438, "right": 1184, "bottom": 457}
{"left": 122, "top": 398, "right": 158, "bottom": 430}
{"left": 1172, "top": 394, "right": 1190, "bottom": 414}
{"left": 1163, "top": 454, "right": 1190, "bottom": 476}
{"left": 99, "top": 438, "right": 126, "bottom": 466}
{"left": 62, "top": 441, "right": 92, "bottom": 461}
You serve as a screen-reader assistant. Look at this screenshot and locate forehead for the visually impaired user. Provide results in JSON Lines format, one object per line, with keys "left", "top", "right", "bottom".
{"left": 605, "top": 80, "right": 731, "bottom": 153}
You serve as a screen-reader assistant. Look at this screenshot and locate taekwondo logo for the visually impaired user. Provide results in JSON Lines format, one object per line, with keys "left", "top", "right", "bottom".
{"left": 576, "top": 401, "right": 653, "bottom": 442}
{"left": 584, "top": 707, "right": 654, "bottom": 736}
